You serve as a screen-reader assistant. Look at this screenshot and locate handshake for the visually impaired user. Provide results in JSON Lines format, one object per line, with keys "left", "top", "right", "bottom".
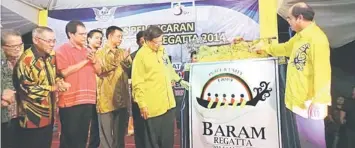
{"left": 54, "top": 79, "right": 71, "bottom": 92}
{"left": 1, "top": 89, "right": 16, "bottom": 107}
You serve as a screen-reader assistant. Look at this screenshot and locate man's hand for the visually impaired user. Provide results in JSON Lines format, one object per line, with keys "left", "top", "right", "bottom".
{"left": 61, "top": 82, "right": 71, "bottom": 92}
{"left": 87, "top": 51, "right": 97, "bottom": 64}
{"left": 327, "top": 115, "right": 335, "bottom": 123}
{"left": 180, "top": 80, "right": 190, "bottom": 90}
{"left": 55, "top": 80, "right": 71, "bottom": 92}
{"left": 2, "top": 89, "right": 16, "bottom": 104}
{"left": 140, "top": 107, "right": 149, "bottom": 120}
{"left": 249, "top": 41, "right": 265, "bottom": 53}
{"left": 308, "top": 102, "right": 328, "bottom": 120}
{"left": 340, "top": 117, "right": 346, "bottom": 124}
{"left": 340, "top": 110, "right": 346, "bottom": 125}
{"left": 231, "top": 37, "right": 244, "bottom": 44}
{"left": 124, "top": 48, "right": 131, "bottom": 59}
{"left": 1, "top": 99, "right": 11, "bottom": 107}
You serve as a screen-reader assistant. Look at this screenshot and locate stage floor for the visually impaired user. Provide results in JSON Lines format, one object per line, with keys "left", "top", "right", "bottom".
{"left": 50, "top": 114, "right": 181, "bottom": 148}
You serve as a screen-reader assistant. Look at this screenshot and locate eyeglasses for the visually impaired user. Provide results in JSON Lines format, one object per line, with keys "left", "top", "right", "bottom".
{"left": 37, "top": 37, "right": 56, "bottom": 44}
{"left": 3, "top": 43, "right": 24, "bottom": 49}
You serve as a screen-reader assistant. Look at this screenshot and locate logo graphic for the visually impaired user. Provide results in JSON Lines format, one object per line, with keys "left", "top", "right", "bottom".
{"left": 196, "top": 73, "right": 272, "bottom": 109}
{"left": 92, "top": 7, "right": 117, "bottom": 22}
{"left": 292, "top": 43, "right": 310, "bottom": 71}
{"left": 171, "top": 2, "right": 193, "bottom": 16}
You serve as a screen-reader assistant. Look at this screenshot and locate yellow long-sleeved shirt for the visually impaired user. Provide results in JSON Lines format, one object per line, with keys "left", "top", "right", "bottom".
{"left": 132, "top": 44, "right": 180, "bottom": 119}
{"left": 264, "top": 22, "right": 331, "bottom": 111}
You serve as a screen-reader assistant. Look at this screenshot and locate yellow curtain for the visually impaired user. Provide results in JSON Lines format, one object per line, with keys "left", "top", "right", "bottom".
{"left": 38, "top": 10, "right": 48, "bottom": 26}
{"left": 259, "top": 0, "right": 278, "bottom": 43}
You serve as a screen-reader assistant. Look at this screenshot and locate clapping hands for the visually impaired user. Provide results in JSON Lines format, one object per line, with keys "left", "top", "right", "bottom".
{"left": 124, "top": 48, "right": 131, "bottom": 59}
{"left": 87, "top": 51, "right": 97, "bottom": 64}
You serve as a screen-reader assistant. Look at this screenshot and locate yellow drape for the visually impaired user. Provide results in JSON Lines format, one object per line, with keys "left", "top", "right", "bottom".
{"left": 38, "top": 10, "right": 48, "bottom": 26}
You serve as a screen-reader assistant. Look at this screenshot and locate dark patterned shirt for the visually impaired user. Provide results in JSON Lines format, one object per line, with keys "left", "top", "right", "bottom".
{"left": 13, "top": 46, "right": 59, "bottom": 128}
{"left": 1, "top": 52, "right": 17, "bottom": 123}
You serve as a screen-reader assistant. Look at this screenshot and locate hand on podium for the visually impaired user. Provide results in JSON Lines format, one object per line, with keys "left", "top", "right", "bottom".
{"left": 249, "top": 41, "right": 266, "bottom": 54}
{"left": 180, "top": 80, "right": 190, "bottom": 90}
{"left": 231, "top": 36, "right": 244, "bottom": 45}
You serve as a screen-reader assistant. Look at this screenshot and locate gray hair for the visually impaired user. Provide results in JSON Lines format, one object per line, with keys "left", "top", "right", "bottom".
{"left": 32, "top": 26, "right": 54, "bottom": 38}
{"left": 1, "top": 29, "right": 21, "bottom": 45}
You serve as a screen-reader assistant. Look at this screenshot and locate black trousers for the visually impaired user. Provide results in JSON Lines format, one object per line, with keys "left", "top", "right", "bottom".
{"left": 18, "top": 124, "right": 53, "bottom": 148}
{"left": 59, "top": 104, "right": 94, "bottom": 148}
{"left": 346, "top": 128, "right": 355, "bottom": 148}
{"left": 144, "top": 109, "right": 175, "bottom": 148}
{"left": 281, "top": 108, "right": 301, "bottom": 148}
{"left": 175, "top": 96, "right": 183, "bottom": 129}
{"left": 132, "top": 102, "right": 146, "bottom": 148}
{"left": 88, "top": 105, "right": 100, "bottom": 148}
{"left": 1, "top": 118, "right": 20, "bottom": 148}
{"left": 325, "top": 130, "right": 337, "bottom": 148}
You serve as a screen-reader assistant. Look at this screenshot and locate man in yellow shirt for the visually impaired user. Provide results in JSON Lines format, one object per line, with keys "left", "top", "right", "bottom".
{"left": 252, "top": 2, "right": 331, "bottom": 148}
{"left": 129, "top": 31, "right": 146, "bottom": 148}
{"left": 95, "top": 26, "right": 131, "bottom": 148}
{"left": 132, "top": 25, "right": 188, "bottom": 148}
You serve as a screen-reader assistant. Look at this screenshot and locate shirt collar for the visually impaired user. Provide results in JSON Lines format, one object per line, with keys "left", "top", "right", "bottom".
{"left": 298, "top": 22, "right": 316, "bottom": 38}
{"left": 31, "top": 45, "right": 48, "bottom": 59}
{"left": 67, "top": 41, "right": 86, "bottom": 51}
{"left": 103, "top": 43, "right": 119, "bottom": 54}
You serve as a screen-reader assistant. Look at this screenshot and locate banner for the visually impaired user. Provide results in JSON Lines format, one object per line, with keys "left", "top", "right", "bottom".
{"left": 48, "top": 0, "right": 260, "bottom": 63}
{"left": 189, "top": 58, "right": 282, "bottom": 148}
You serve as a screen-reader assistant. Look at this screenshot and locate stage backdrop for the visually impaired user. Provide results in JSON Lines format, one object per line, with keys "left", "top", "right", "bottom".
{"left": 47, "top": 0, "right": 260, "bottom": 63}
{"left": 189, "top": 58, "right": 282, "bottom": 148}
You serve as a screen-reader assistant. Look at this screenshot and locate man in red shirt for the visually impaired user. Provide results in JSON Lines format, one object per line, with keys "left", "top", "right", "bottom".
{"left": 56, "top": 20, "right": 101, "bottom": 148}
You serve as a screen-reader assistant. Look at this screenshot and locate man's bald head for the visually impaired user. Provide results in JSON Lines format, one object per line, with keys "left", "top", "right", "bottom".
{"left": 290, "top": 2, "right": 315, "bottom": 21}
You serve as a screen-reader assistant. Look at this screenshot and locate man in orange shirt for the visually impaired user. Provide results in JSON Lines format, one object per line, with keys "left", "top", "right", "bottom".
{"left": 56, "top": 20, "right": 101, "bottom": 148}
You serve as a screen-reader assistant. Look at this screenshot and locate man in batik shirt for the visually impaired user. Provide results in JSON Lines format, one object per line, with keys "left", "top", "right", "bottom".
{"left": 1, "top": 29, "right": 23, "bottom": 148}
{"left": 13, "top": 26, "right": 70, "bottom": 148}
{"left": 95, "top": 26, "right": 131, "bottom": 148}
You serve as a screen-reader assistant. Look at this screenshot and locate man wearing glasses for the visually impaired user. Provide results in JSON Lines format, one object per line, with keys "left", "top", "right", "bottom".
{"left": 13, "top": 26, "right": 71, "bottom": 148}
{"left": 95, "top": 26, "right": 131, "bottom": 148}
{"left": 56, "top": 20, "right": 101, "bottom": 148}
{"left": 132, "top": 25, "right": 189, "bottom": 148}
{"left": 1, "top": 30, "right": 23, "bottom": 148}
{"left": 251, "top": 2, "right": 331, "bottom": 148}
